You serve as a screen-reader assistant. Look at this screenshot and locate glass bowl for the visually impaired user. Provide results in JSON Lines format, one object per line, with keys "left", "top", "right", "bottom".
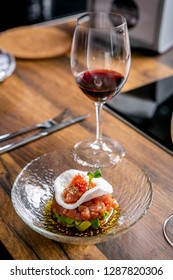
{"left": 11, "top": 150, "right": 152, "bottom": 245}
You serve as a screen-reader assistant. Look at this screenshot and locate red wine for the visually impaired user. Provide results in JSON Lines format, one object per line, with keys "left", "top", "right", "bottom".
{"left": 76, "top": 69, "right": 124, "bottom": 102}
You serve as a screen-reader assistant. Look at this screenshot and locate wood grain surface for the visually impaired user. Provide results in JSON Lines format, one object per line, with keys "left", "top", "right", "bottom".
{"left": 0, "top": 23, "right": 173, "bottom": 260}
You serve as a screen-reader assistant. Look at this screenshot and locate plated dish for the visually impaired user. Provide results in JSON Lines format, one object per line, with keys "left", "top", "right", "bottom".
{"left": 51, "top": 168, "right": 120, "bottom": 235}
{"left": 11, "top": 150, "right": 152, "bottom": 244}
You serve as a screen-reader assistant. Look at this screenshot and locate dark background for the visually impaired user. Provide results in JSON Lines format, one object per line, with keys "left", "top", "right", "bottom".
{"left": 0, "top": 0, "right": 87, "bottom": 31}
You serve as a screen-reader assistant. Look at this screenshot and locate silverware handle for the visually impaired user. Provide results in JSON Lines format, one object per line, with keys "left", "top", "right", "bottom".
{"left": 0, "top": 124, "right": 40, "bottom": 142}
{"left": 0, "top": 108, "right": 71, "bottom": 142}
{"left": 0, "top": 114, "right": 89, "bottom": 154}
{"left": 0, "top": 131, "right": 46, "bottom": 154}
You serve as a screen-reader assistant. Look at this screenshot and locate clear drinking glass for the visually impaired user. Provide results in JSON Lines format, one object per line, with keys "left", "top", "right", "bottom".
{"left": 163, "top": 113, "right": 173, "bottom": 247}
{"left": 70, "top": 12, "right": 131, "bottom": 168}
{"left": 163, "top": 214, "right": 173, "bottom": 247}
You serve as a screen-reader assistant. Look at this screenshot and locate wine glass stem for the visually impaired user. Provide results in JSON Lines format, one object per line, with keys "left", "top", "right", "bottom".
{"left": 95, "top": 102, "right": 103, "bottom": 143}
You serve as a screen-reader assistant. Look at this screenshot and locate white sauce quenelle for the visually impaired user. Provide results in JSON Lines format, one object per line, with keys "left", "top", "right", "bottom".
{"left": 54, "top": 169, "right": 113, "bottom": 210}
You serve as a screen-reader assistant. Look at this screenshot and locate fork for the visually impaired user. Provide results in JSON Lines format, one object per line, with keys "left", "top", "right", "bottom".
{"left": 0, "top": 108, "right": 71, "bottom": 142}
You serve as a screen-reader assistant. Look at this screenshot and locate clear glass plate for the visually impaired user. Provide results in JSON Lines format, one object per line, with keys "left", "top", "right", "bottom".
{"left": 11, "top": 150, "right": 152, "bottom": 245}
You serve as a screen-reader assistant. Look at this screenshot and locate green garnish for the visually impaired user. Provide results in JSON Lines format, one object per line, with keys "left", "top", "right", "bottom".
{"left": 87, "top": 169, "right": 102, "bottom": 183}
{"left": 61, "top": 216, "right": 75, "bottom": 225}
{"left": 52, "top": 208, "right": 59, "bottom": 219}
{"left": 76, "top": 221, "right": 91, "bottom": 231}
{"left": 91, "top": 218, "right": 100, "bottom": 229}
{"left": 101, "top": 211, "right": 110, "bottom": 220}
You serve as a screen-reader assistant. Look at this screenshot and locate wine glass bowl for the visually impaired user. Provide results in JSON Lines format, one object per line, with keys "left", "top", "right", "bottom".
{"left": 71, "top": 12, "right": 131, "bottom": 168}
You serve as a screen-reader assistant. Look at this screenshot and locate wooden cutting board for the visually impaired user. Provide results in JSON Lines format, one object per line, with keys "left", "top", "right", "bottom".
{"left": 0, "top": 26, "right": 71, "bottom": 59}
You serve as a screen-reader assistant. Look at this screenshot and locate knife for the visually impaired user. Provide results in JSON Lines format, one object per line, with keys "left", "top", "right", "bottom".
{"left": 0, "top": 114, "right": 89, "bottom": 154}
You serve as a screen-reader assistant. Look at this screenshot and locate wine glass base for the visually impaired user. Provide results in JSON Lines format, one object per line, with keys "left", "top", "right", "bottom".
{"left": 163, "top": 214, "right": 173, "bottom": 247}
{"left": 72, "top": 136, "right": 125, "bottom": 168}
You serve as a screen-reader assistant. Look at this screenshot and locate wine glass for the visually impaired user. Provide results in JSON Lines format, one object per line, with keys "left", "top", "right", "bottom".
{"left": 70, "top": 12, "right": 131, "bottom": 168}
{"left": 163, "top": 113, "right": 173, "bottom": 246}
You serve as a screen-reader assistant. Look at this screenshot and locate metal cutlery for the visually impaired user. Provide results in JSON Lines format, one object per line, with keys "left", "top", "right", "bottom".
{"left": 0, "top": 108, "right": 71, "bottom": 142}
{"left": 0, "top": 113, "right": 89, "bottom": 154}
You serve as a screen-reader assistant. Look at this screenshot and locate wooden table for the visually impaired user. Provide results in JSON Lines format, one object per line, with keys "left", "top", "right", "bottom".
{"left": 0, "top": 24, "right": 173, "bottom": 260}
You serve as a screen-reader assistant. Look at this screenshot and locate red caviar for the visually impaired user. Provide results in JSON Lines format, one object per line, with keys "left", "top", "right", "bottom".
{"left": 63, "top": 174, "right": 96, "bottom": 204}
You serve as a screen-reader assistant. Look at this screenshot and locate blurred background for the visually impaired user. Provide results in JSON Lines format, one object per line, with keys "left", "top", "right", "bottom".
{"left": 0, "top": 0, "right": 87, "bottom": 31}
{"left": 0, "top": 0, "right": 173, "bottom": 54}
